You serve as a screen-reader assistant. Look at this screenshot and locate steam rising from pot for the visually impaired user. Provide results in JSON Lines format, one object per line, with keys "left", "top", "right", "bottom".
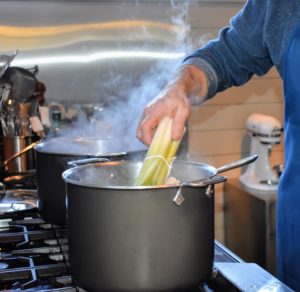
{"left": 43, "top": 0, "right": 210, "bottom": 154}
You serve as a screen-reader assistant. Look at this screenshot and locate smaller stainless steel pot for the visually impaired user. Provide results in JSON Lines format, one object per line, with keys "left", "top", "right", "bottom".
{"left": 35, "top": 136, "right": 146, "bottom": 225}
{"left": 62, "top": 155, "right": 257, "bottom": 292}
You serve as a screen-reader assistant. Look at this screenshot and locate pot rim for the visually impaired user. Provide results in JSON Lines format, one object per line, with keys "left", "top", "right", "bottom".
{"left": 36, "top": 147, "right": 127, "bottom": 157}
{"left": 62, "top": 160, "right": 217, "bottom": 190}
{"left": 34, "top": 136, "right": 141, "bottom": 157}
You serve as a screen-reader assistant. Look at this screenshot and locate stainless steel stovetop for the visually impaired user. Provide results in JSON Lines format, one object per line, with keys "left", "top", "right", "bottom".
{"left": 0, "top": 189, "right": 293, "bottom": 292}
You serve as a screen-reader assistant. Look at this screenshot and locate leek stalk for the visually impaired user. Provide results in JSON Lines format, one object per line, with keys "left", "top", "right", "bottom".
{"left": 135, "top": 116, "right": 184, "bottom": 186}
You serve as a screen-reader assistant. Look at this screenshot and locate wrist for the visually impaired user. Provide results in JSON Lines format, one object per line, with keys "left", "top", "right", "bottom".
{"left": 174, "top": 65, "right": 208, "bottom": 105}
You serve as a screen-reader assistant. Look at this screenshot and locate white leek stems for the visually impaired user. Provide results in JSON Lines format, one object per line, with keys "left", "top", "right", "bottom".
{"left": 135, "top": 116, "right": 184, "bottom": 186}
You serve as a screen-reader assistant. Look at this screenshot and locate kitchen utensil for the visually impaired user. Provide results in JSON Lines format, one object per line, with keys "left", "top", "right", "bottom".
{"left": 1, "top": 97, "right": 18, "bottom": 136}
{"left": 2, "top": 67, "right": 38, "bottom": 103}
{"left": 0, "top": 50, "right": 18, "bottom": 79}
{"left": 62, "top": 156, "right": 256, "bottom": 292}
{"left": 0, "top": 83, "right": 11, "bottom": 112}
{"left": 173, "top": 155, "right": 258, "bottom": 206}
{"left": 35, "top": 136, "right": 146, "bottom": 225}
{"left": 18, "top": 102, "right": 32, "bottom": 136}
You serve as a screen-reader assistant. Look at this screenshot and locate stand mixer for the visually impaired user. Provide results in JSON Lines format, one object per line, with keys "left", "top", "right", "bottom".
{"left": 239, "top": 113, "right": 282, "bottom": 192}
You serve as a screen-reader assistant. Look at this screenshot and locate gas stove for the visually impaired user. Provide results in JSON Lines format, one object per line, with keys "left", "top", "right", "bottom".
{"left": 0, "top": 189, "right": 293, "bottom": 292}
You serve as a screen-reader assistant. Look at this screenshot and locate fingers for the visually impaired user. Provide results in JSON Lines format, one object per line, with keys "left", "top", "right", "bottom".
{"left": 136, "top": 65, "right": 207, "bottom": 145}
{"left": 136, "top": 84, "right": 191, "bottom": 145}
{"left": 136, "top": 108, "right": 164, "bottom": 146}
{"left": 172, "top": 106, "right": 190, "bottom": 140}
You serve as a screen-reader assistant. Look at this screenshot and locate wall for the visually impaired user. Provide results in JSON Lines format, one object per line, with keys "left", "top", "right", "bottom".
{"left": 0, "top": 1, "right": 181, "bottom": 104}
{"left": 186, "top": 1, "right": 284, "bottom": 242}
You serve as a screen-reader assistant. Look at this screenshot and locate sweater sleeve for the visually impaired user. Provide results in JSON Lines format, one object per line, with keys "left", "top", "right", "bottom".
{"left": 184, "top": 0, "right": 274, "bottom": 99}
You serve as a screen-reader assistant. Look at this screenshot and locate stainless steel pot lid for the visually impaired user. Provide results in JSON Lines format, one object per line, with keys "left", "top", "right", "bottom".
{"left": 35, "top": 136, "right": 146, "bottom": 156}
{"left": 0, "top": 189, "right": 37, "bottom": 215}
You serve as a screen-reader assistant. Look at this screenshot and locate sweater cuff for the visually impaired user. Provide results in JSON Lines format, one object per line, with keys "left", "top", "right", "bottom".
{"left": 183, "top": 57, "right": 218, "bottom": 100}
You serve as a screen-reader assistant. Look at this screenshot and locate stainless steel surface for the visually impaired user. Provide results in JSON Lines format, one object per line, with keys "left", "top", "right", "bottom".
{"left": 65, "top": 173, "right": 215, "bottom": 291}
{"left": 63, "top": 158, "right": 259, "bottom": 290}
{"left": 173, "top": 175, "right": 227, "bottom": 206}
{"left": 216, "top": 155, "right": 258, "bottom": 173}
{"left": 224, "top": 178, "right": 277, "bottom": 275}
{"left": 0, "top": 1, "right": 190, "bottom": 160}
{"left": 172, "top": 187, "right": 186, "bottom": 206}
{"left": 0, "top": 50, "right": 17, "bottom": 79}
{"left": 35, "top": 136, "right": 146, "bottom": 156}
{"left": 0, "top": 189, "right": 37, "bottom": 214}
{"left": 0, "top": 83, "right": 11, "bottom": 111}
{"left": 4, "top": 140, "right": 39, "bottom": 167}
{"left": 3, "top": 136, "right": 37, "bottom": 173}
{"left": 67, "top": 157, "right": 109, "bottom": 167}
{"left": 1, "top": 100, "right": 33, "bottom": 137}
{"left": 215, "top": 262, "right": 293, "bottom": 292}
{"left": 173, "top": 155, "right": 257, "bottom": 206}
{"left": 0, "top": 1, "right": 184, "bottom": 104}
{"left": 62, "top": 159, "right": 218, "bottom": 188}
{"left": 35, "top": 142, "right": 144, "bottom": 226}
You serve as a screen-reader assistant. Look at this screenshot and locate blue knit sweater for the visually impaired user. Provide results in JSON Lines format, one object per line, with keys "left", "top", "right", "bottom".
{"left": 183, "top": 0, "right": 300, "bottom": 98}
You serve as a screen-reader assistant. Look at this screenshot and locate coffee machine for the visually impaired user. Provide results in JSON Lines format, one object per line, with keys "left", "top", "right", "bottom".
{"left": 239, "top": 113, "right": 282, "bottom": 192}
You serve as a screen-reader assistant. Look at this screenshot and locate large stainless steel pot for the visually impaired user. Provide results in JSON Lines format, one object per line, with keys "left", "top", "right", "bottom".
{"left": 35, "top": 136, "right": 146, "bottom": 225}
{"left": 62, "top": 156, "right": 257, "bottom": 292}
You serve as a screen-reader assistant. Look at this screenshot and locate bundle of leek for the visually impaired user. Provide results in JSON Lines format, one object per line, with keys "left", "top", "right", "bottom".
{"left": 135, "top": 116, "right": 184, "bottom": 186}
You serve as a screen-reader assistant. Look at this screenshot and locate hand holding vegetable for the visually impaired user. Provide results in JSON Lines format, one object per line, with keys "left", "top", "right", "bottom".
{"left": 136, "top": 65, "right": 208, "bottom": 146}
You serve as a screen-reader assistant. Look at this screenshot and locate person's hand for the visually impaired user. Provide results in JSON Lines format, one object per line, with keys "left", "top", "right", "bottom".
{"left": 136, "top": 65, "right": 208, "bottom": 145}
{"left": 136, "top": 83, "right": 191, "bottom": 145}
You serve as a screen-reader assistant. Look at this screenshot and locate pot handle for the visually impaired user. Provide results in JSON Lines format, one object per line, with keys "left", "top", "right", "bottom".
{"left": 67, "top": 157, "right": 110, "bottom": 167}
{"left": 3, "top": 140, "right": 40, "bottom": 170}
{"left": 216, "top": 154, "right": 258, "bottom": 174}
{"left": 173, "top": 175, "right": 227, "bottom": 206}
{"left": 172, "top": 155, "right": 258, "bottom": 207}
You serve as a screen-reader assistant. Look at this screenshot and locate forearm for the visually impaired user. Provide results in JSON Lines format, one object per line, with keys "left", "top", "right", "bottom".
{"left": 183, "top": 0, "right": 273, "bottom": 95}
